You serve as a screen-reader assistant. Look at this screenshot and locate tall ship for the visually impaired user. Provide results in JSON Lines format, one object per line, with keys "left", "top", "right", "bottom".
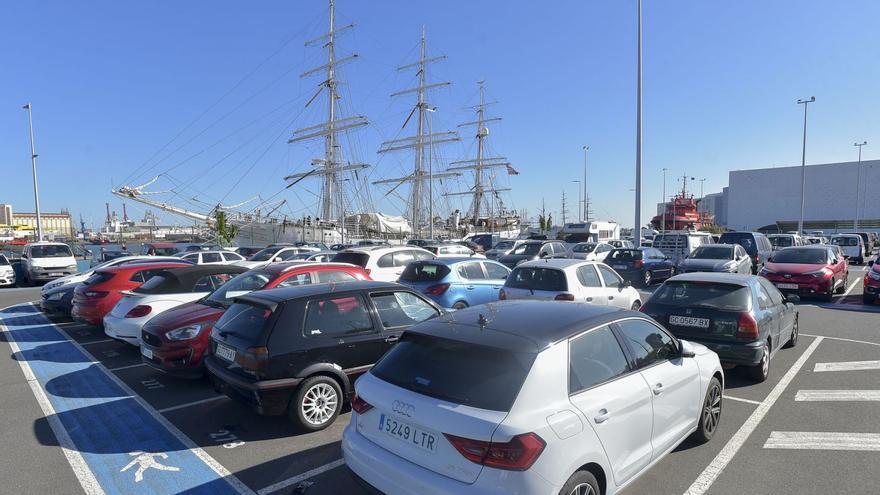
{"left": 651, "top": 174, "right": 714, "bottom": 231}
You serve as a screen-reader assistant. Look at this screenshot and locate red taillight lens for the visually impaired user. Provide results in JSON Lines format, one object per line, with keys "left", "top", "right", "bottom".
{"left": 444, "top": 432, "right": 546, "bottom": 471}
{"left": 351, "top": 392, "right": 373, "bottom": 414}
{"left": 499, "top": 288, "right": 507, "bottom": 300}
{"left": 554, "top": 293, "right": 575, "bottom": 301}
{"left": 633, "top": 259, "right": 645, "bottom": 269}
{"left": 424, "top": 283, "right": 450, "bottom": 296}
{"left": 240, "top": 346, "right": 269, "bottom": 373}
{"left": 125, "top": 305, "right": 152, "bottom": 318}
{"left": 84, "top": 291, "right": 109, "bottom": 298}
{"left": 736, "top": 312, "right": 759, "bottom": 339}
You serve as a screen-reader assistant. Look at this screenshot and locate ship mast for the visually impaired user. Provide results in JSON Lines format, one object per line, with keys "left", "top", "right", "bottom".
{"left": 284, "top": 0, "right": 369, "bottom": 224}
{"left": 373, "top": 27, "right": 460, "bottom": 236}
{"left": 446, "top": 81, "right": 515, "bottom": 231}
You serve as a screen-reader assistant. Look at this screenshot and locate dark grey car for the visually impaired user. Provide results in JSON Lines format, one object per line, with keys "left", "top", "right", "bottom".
{"left": 497, "top": 240, "right": 568, "bottom": 269}
{"left": 718, "top": 231, "right": 774, "bottom": 274}
{"left": 679, "top": 244, "right": 753, "bottom": 274}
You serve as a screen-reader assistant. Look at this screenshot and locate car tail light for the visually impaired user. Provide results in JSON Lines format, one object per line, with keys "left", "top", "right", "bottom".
{"left": 633, "top": 259, "right": 645, "bottom": 269}
{"left": 554, "top": 293, "right": 575, "bottom": 301}
{"left": 351, "top": 392, "right": 373, "bottom": 414}
{"left": 444, "top": 432, "right": 545, "bottom": 471}
{"left": 736, "top": 312, "right": 759, "bottom": 339}
{"left": 239, "top": 346, "right": 270, "bottom": 375}
{"left": 424, "top": 283, "right": 450, "bottom": 296}
{"left": 364, "top": 268, "right": 371, "bottom": 276}
{"left": 84, "top": 291, "right": 108, "bottom": 298}
{"left": 499, "top": 288, "right": 507, "bottom": 300}
{"left": 125, "top": 305, "right": 152, "bottom": 318}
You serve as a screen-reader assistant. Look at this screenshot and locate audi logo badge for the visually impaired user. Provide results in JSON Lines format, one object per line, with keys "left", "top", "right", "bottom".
{"left": 392, "top": 400, "right": 415, "bottom": 417}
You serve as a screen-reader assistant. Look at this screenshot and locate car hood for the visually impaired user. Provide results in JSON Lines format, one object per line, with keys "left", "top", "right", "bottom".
{"left": 765, "top": 262, "right": 828, "bottom": 275}
{"left": 142, "top": 301, "right": 224, "bottom": 334}
{"left": 680, "top": 259, "right": 733, "bottom": 271}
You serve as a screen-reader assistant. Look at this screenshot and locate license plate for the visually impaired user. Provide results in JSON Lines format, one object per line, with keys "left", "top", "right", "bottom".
{"left": 776, "top": 283, "right": 799, "bottom": 290}
{"left": 613, "top": 265, "right": 628, "bottom": 270}
{"left": 669, "top": 315, "right": 710, "bottom": 328}
{"left": 49, "top": 272, "right": 63, "bottom": 277}
{"left": 216, "top": 344, "right": 236, "bottom": 362}
{"left": 378, "top": 413, "right": 437, "bottom": 453}
{"left": 141, "top": 347, "right": 153, "bottom": 359}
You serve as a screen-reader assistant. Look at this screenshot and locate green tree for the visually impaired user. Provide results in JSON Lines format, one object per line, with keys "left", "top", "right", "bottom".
{"left": 538, "top": 214, "right": 547, "bottom": 232}
{"left": 212, "top": 210, "right": 239, "bottom": 247}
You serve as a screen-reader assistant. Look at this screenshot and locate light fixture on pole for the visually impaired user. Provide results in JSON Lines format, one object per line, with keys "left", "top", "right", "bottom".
{"left": 582, "top": 145, "right": 589, "bottom": 222}
{"left": 23, "top": 103, "right": 44, "bottom": 242}
{"left": 633, "top": 0, "right": 643, "bottom": 247}
{"left": 854, "top": 140, "right": 867, "bottom": 229}
{"left": 572, "top": 180, "right": 582, "bottom": 222}
{"left": 796, "top": 96, "right": 815, "bottom": 234}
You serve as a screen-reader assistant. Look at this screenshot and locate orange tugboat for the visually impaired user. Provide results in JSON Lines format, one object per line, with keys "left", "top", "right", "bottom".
{"left": 651, "top": 175, "right": 714, "bottom": 230}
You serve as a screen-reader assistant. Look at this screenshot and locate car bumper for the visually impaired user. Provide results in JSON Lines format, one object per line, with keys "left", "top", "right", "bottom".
{"left": 102, "top": 315, "right": 142, "bottom": 346}
{"left": 343, "top": 419, "right": 556, "bottom": 495}
{"left": 695, "top": 339, "right": 766, "bottom": 366}
{"left": 40, "top": 297, "right": 73, "bottom": 317}
{"left": 0, "top": 273, "right": 15, "bottom": 286}
{"left": 766, "top": 279, "right": 832, "bottom": 298}
{"left": 865, "top": 282, "right": 879, "bottom": 296}
{"left": 205, "top": 356, "right": 301, "bottom": 416}
{"left": 28, "top": 269, "right": 76, "bottom": 282}
{"left": 141, "top": 339, "right": 208, "bottom": 378}
{"left": 71, "top": 303, "right": 106, "bottom": 327}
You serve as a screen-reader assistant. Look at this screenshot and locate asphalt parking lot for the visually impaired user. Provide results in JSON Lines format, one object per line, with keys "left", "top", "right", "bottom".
{"left": 1, "top": 261, "right": 878, "bottom": 494}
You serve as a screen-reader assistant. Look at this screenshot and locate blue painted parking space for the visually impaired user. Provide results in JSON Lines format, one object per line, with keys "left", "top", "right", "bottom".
{"left": 0, "top": 304, "right": 251, "bottom": 495}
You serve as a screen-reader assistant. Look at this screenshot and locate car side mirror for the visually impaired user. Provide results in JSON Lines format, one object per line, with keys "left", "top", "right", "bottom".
{"left": 273, "top": 256, "right": 282, "bottom": 262}
{"left": 785, "top": 294, "right": 801, "bottom": 304}
{"left": 679, "top": 341, "right": 696, "bottom": 358}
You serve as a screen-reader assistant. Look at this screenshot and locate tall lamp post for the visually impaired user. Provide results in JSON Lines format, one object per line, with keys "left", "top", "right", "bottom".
{"left": 697, "top": 177, "right": 706, "bottom": 218}
{"left": 633, "top": 0, "right": 643, "bottom": 247}
{"left": 854, "top": 141, "right": 867, "bottom": 229}
{"left": 796, "top": 96, "right": 815, "bottom": 234}
{"left": 572, "top": 180, "right": 582, "bottom": 222}
{"left": 23, "top": 103, "right": 44, "bottom": 241}
{"left": 582, "top": 145, "right": 589, "bottom": 222}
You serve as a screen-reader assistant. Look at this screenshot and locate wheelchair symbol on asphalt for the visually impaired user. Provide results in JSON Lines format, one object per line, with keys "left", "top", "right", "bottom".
{"left": 120, "top": 451, "right": 181, "bottom": 482}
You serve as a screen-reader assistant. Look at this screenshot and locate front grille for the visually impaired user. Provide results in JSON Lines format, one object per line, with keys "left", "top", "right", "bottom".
{"left": 141, "top": 331, "right": 162, "bottom": 347}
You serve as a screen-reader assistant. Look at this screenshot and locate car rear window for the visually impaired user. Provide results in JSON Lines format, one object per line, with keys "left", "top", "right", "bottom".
{"left": 769, "top": 236, "right": 794, "bottom": 248}
{"left": 651, "top": 281, "right": 751, "bottom": 311}
{"left": 83, "top": 272, "right": 114, "bottom": 285}
{"left": 830, "top": 236, "right": 859, "bottom": 247}
{"left": 214, "top": 303, "right": 272, "bottom": 342}
{"left": 134, "top": 275, "right": 170, "bottom": 293}
{"left": 370, "top": 333, "right": 537, "bottom": 412}
{"left": 506, "top": 267, "right": 568, "bottom": 291}
{"left": 719, "top": 233, "right": 757, "bottom": 253}
{"left": 606, "top": 249, "right": 642, "bottom": 261}
{"left": 331, "top": 251, "right": 370, "bottom": 267}
{"left": 511, "top": 243, "right": 541, "bottom": 256}
{"left": 573, "top": 243, "right": 597, "bottom": 253}
{"left": 400, "top": 263, "right": 451, "bottom": 282}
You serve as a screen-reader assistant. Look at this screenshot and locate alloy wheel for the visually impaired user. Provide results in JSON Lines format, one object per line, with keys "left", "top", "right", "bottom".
{"left": 301, "top": 383, "right": 339, "bottom": 426}
{"left": 568, "top": 484, "right": 596, "bottom": 495}
{"left": 643, "top": 271, "right": 652, "bottom": 286}
{"left": 702, "top": 383, "right": 722, "bottom": 435}
{"left": 761, "top": 345, "right": 770, "bottom": 377}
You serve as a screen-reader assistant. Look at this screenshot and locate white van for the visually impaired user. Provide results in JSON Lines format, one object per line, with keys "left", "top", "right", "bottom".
{"left": 652, "top": 231, "right": 715, "bottom": 266}
{"left": 21, "top": 242, "right": 78, "bottom": 285}
{"left": 830, "top": 234, "right": 866, "bottom": 264}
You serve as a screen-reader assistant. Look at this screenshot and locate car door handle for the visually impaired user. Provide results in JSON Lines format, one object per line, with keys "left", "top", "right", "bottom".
{"left": 466, "top": 285, "right": 475, "bottom": 290}
{"left": 653, "top": 383, "right": 664, "bottom": 396}
{"left": 384, "top": 335, "right": 400, "bottom": 344}
{"left": 594, "top": 409, "right": 610, "bottom": 424}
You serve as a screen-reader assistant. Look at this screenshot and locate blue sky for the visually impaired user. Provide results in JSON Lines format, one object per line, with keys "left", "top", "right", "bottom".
{"left": 1, "top": 0, "right": 878, "bottom": 231}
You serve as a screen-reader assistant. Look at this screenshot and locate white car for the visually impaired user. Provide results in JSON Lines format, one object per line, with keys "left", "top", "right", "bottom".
{"left": 103, "top": 265, "right": 246, "bottom": 345}
{"left": 233, "top": 246, "right": 314, "bottom": 269}
{"left": 424, "top": 244, "right": 486, "bottom": 259}
{"left": 608, "top": 239, "right": 635, "bottom": 249}
{"left": 21, "top": 242, "right": 78, "bottom": 285}
{"left": 570, "top": 242, "right": 614, "bottom": 262}
{"left": 0, "top": 254, "right": 15, "bottom": 287}
{"left": 343, "top": 301, "right": 724, "bottom": 495}
{"left": 500, "top": 259, "right": 642, "bottom": 310}
{"left": 178, "top": 250, "right": 246, "bottom": 265}
{"left": 829, "top": 234, "right": 866, "bottom": 264}
{"left": 331, "top": 246, "right": 435, "bottom": 282}
{"left": 41, "top": 255, "right": 186, "bottom": 295}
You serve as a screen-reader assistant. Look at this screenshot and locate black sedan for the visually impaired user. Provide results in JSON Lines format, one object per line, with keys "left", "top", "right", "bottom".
{"left": 640, "top": 272, "right": 798, "bottom": 382}
{"left": 41, "top": 283, "right": 77, "bottom": 318}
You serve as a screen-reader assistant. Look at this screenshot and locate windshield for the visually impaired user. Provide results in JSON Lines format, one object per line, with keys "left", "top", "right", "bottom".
{"left": 371, "top": 333, "right": 537, "bottom": 412}
{"left": 691, "top": 246, "right": 734, "bottom": 260}
{"left": 830, "top": 236, "right": 859, "bottom": 247}
{"left": 492, "top": 241, "right": 514, "bottom": 250}
{"left": 652, "top": 281, "right": 751, "bottom": 311}
{"left": 771, "top": 248, "right": 829, "bottom": 264}
{"left": 0, "top": 255, "right": 9, "bottom": 266}
{"left": 400, "top": 263, "right": 451, "bottom": 282}
{"left": 511, "top": 243, "right": 541, "bottom": 256}
{"left": 205, "top": 271, "right": 272, "bottom": 307}
{"left": 153, "top": 247, "right": 178, "bottom": 256}
{"left": 769, "top": 236, "right": 794, "bottom": 248}
{"left": 31, "top": 245, "right": 73, "bottom": 258}
{"left": 505, "top": 267, "right": 567, "bottom": 291}
{"left": 573, "top": 243, "right": 597, "bottom": 253}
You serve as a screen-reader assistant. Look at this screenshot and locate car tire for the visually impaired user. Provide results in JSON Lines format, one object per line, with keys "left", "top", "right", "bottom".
{"left": 630, "top": 300, "right": 641, "bottom": 311}
{"left": 864, "top": 294, "right": 876, "bottom": 305}
{"left": 451, "top": 301, "right": 468, "bottom": 310}
{"left": 823, "top": 283, "right": 834, "bottom": 303}
{"left": 836, "top": 275, "right": 847, "bottom": 294}
{"left": 559, "top": 470, "right": 602, "bottom": 495}
{"left": 748, "top": 341, "right": 771, "bottom": 382}
{"left": 642, "top": 271, "right": 653, "bottom": 287}
{"left": 691, "top": 376, "right": 723, "bottom": 444}
{"left": 289, "top": 376, "right": 343, "bottom": 432}
{"left": 783, "top": 315, "right": 798, "bottom": 348}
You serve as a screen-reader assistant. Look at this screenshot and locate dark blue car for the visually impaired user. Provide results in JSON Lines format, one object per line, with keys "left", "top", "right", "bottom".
{"left": 604, "top": 247, "right": 676, "bottom": 287}
{"left": 396, "top": 258, "right": 510, "bottom": 309}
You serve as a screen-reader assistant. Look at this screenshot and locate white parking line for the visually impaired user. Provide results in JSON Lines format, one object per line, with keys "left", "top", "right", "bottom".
{"left": 107, "top": 362, "right": 148, "bottom": 372}
{"left": 801, "top": 334, "right": 880, "bottom": 348}
{"left": 836, "top": 277, "right": 861, "bottom": 303}
{"left": 764, "top": 431, "right": 880, "bottom": 451}
{"left": 256, "top": 458, "right": 346, "bottom": 495}
{"left": 795, "top": 390, "right": 880, "bottom": 401}
{"left": 682, "top": 336, "right": 823, "bottom": 495}
{"left": 723, "top": 395, "right": 762, "bottom": 406}
{"left": 158, "top": 396, "right": 228, "bottom": 413}
{"left": 814, "top": 360, "right": 880, "bottom": 372}
{"left": 80, "top": 338, "right": 115, "bottom": 345}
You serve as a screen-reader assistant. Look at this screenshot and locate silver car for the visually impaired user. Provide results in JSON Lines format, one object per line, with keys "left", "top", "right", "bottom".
{"left": 484, "top": 239, "right": 521, "bottom": 260}
{"left": 678, "top": 244, "right": 753, "bottom": 274}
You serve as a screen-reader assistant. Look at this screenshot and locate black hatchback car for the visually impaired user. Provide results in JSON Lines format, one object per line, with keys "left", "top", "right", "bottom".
{"left": 640, "top": 272, "right": 798, "bottom": 382}
{"left": 205, "top": 281, "right": 444, "bottom": 431}
{"left": 718, "top": 231, "right": 774, "bottom": 274}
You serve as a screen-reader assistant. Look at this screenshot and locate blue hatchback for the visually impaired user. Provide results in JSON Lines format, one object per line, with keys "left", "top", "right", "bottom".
{"left": 397, "top": 258, "right": 511, "bottom": 309}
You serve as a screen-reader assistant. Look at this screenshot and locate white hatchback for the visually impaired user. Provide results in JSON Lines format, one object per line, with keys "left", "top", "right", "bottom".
{"left": 178, "top": 250, "right": 246, "bottom": 265}
{"left": 331, "top": 246, "right": 435, "bottom": 282}
{"left": 570, "top": 242, "right": 614, "bottom": 262}
{"left": 500, "top": 259, "right": 642, "bottom": 310}
{"left": 343, "top": 301, "right": 724, "bottom": 495}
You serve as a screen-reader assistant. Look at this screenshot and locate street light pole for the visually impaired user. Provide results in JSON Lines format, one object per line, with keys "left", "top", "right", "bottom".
{"left": 854, "top": 141, "right": 867, "bottom": 229}
{"left": 698, "top": 177, "right": 706, "bottom": 218}
{"left": 23, "top": 103, "right": 44, "bottom": 241}
{"left": 572, "top": 180, "right": 581, "bottom": 222}
{"left": 796, "top": 96, "right": 815, "bottom": 234}
{"left": 582, "top": 145, "right": 589, "bottom": 222}
{"left": 634, "top": 0, "right": 643, "bottom": 247}
{"left": 661, "top": 168, "right": 668, "bottom": 233}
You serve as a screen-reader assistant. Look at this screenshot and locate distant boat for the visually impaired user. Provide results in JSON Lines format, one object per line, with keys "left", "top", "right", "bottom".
{"left": 651, "top": 174, "right": 714, "bottom": 231}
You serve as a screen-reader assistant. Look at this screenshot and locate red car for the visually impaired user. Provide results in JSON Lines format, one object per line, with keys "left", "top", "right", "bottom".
{"left": 71, "top": 261, "right": 191, "bottom": 327}
{"left": 760, "top": 245, "right": 848, "bottom": 302}
{"left": 864, "top": 260, "right": 879, "bottom": 305}
{"left": 140, "top": 262, "right": 370, "bottom": 378}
